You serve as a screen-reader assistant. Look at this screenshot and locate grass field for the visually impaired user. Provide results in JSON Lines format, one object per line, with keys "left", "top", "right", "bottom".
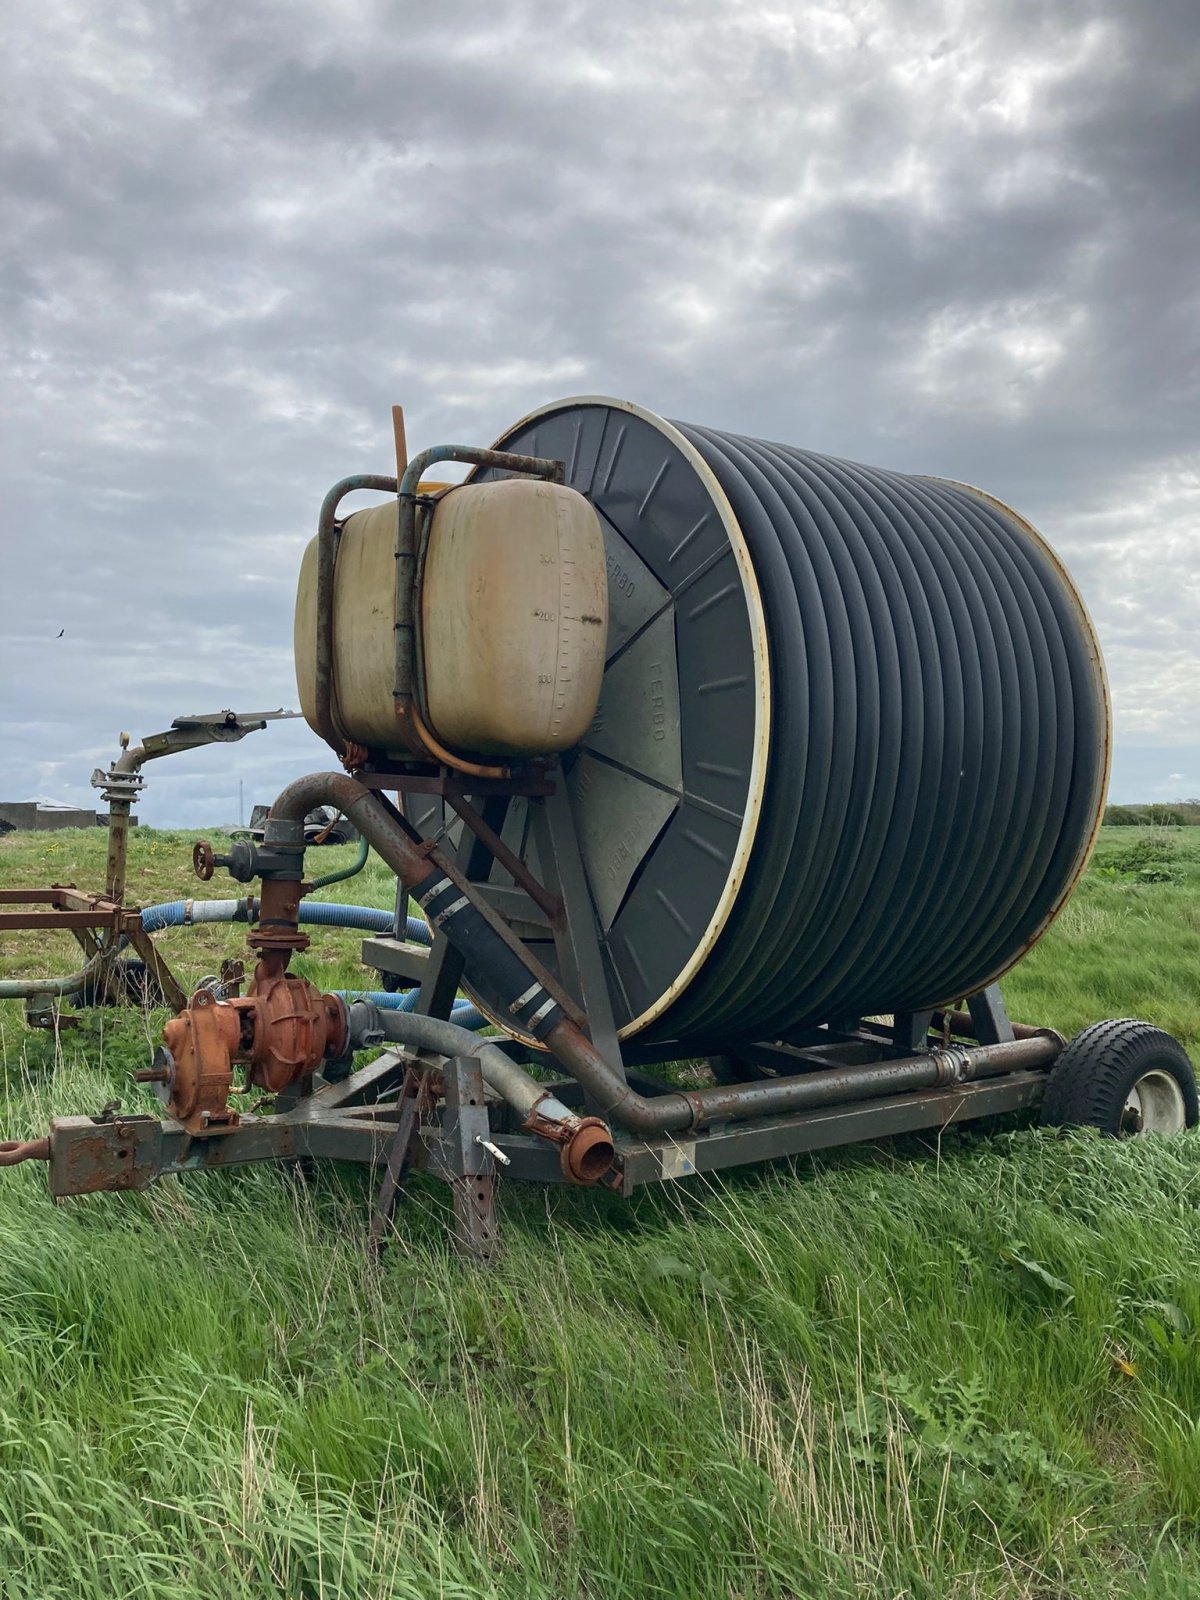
{"left": 1, "top": 824, "right": 1199, "bottom": 1597}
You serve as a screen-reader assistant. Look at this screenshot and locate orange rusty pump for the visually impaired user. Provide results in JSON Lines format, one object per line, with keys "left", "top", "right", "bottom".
{"left": 142, "top": 967, "right": 347, "bottom": 1133}
{"left": 139, "top": 862, "right": 347, "bottom": 1132}
{"left": 142, "top": 961, "right": 347, "bottom": 1133}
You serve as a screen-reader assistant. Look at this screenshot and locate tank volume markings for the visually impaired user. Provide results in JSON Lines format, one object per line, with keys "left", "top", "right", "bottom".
{"left": 553, "top": 529, "right": 576, "bottom": 742}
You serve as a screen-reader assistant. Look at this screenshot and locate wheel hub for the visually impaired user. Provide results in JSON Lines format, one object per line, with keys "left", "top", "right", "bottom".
{"left": 1121, "top": 1068, "right": 1187, "bottom": 1137}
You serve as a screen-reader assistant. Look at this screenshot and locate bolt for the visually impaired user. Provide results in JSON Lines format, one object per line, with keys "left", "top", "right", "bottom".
{"left": 134, "top": 1067, "right": 170, "bottom": 1084}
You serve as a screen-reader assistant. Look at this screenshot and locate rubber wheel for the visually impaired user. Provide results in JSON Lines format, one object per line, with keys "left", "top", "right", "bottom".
{"left": 1040, "top": 1019, "right": 1198, "bottom": 1136}
{"left": 79, "top": 957, "right": 167, "bottom": 1010}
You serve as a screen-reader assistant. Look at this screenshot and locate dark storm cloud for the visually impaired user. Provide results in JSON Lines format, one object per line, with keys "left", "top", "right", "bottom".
{"left": 2, "top": 0, "right": 1198, "bottom": 821}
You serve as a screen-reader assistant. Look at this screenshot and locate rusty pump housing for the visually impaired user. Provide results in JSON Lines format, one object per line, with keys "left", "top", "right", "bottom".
{"left": 144, "top": 834, "right": 347, "bottom": 1132}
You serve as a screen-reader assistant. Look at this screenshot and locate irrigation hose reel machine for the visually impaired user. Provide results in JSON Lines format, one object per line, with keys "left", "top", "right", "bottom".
{"left": 5, "top": 396, "right": 1194, "bottom": 1261}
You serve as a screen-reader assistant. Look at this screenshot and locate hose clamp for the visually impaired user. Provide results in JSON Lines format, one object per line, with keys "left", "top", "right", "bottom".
{"left": 930, "top": 1046, "right": 972, "bottom": 1085}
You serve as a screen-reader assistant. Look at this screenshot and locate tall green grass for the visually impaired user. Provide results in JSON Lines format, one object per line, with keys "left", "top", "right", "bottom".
{"left": 1, "top": 826, "right": 1199, "bottom": 1596}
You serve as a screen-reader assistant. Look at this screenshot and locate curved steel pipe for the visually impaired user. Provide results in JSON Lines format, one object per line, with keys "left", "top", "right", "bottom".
{"left": 314, "top": 474, "right": 400, "bottom": 752}
{"left": 268, "top": 774, "right": 1062, "bottom": 1137}
{"left": 349, "top": 1002, "right": 615, "bottom": 1183}
{"left": 541, "top": 1020, "right": 1059, "bottom": 1135}
{"left": 0, "top": 942, "right": 115, "bottom": 1001}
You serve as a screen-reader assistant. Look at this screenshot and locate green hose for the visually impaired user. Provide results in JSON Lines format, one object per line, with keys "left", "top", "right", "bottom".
{"left": 310, "top": 834, "right": 370, "bottom": 891}
{"left": 0, "top": 941, "right": 114, "bottom": 1000}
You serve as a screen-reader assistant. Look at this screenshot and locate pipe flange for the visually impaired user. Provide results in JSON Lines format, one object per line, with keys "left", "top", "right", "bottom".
{"left": 559, "top": 1116, "right": 616, "bottom": 1185}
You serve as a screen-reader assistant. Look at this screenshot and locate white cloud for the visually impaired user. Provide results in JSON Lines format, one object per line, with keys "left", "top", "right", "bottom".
{"left": 1, "top": 0, "right": 1198, "bottom": 822}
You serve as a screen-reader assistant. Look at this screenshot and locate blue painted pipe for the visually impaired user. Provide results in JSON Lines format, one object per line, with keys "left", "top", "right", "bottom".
{"left": 135, "top": 898, "right": 487, "bottom": 1031}
{"left": 334, "top": 989, "right": 485, "bottom": 1030}
{"left": 139, "top": 899, "right": 431, "bottom": 942}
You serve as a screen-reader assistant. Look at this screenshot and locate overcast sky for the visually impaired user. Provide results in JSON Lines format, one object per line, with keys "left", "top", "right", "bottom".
{"left": 2, "top": 0, "right": 1197, "bottom": 825}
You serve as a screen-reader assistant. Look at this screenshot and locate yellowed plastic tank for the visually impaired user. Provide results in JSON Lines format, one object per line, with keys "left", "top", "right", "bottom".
{"left": 295, "top": 479, "right": 608, "bottom": 757}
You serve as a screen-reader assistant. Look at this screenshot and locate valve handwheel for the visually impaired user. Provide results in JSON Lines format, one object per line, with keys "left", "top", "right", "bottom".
{"left": 193, "top": 840, "right": 216, "bottom": 881}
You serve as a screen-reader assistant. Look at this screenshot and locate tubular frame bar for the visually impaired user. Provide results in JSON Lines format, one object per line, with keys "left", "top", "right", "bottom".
{"left": 38, "top": 1053, "right": 1049, "bottom": 1201}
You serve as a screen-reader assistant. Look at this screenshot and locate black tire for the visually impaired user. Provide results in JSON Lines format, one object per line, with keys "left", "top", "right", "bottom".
{"left": 79, "top": 957, "right": 168, "bottom": 1010}
{"left": 375, "top": 969, "right": 404, "bottom": 994}
{"left": 1040, "top": 1019, "right": 1198, "bottom": 1136}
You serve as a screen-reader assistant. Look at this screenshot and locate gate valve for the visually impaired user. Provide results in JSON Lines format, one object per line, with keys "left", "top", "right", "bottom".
{"left": 193, "top": 838, "right": 259, "bottom": 883}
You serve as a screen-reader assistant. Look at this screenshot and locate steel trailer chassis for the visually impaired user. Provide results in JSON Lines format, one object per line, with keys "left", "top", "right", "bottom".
{"left": 5, "top": 749, "right": 1061, "bottom": 1264}
{"left": 41, "top": 1037, "right": 1049, "bottom": 1264}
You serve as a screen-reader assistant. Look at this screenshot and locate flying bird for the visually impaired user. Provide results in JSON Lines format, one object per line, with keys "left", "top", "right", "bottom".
{"left": 57, "top": 629, "right": 64, "bottom": 638}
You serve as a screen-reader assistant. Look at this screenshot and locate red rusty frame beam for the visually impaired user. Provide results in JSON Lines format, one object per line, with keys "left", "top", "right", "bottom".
{"left": 0, "top": 886, "right": 144, "bottom": 934}
{"left": 0, "top": 911, "right": 143, "bottom": 931}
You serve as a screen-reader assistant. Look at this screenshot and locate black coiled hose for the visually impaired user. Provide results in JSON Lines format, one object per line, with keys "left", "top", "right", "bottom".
{"left": 653, "top": 424, "right": 1107, "bottom": 1040}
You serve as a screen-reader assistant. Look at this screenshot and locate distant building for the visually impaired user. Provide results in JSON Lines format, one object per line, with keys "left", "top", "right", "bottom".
{"left": 0, "top": 798, "right": 135, "bottom": 833}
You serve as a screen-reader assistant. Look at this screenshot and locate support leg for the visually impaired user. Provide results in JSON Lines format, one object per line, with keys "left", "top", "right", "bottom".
{"left": 894, "top": 1009, "right": 935, "bottom": 1053}
{"left": 429, "top": 1056, "right": 500, "bottom": 1265}
{"left": 369, "top": 1068, "right": 426, "bottom": 1254}
{"left": 967, "top": 983, "right": 1015, "bottom": 1046}
{"left": 124, "top": 926, "right": 188, "bottom": 1013}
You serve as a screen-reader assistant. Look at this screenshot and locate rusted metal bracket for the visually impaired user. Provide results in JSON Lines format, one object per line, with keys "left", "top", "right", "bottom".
{"left": 423, "top": 1056, "right": 501, "bottom": 1264}
{"left": 444, "top": 792, "right": 562, "bottom": 924}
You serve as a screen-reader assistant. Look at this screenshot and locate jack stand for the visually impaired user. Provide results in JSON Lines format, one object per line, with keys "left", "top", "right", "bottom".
{"left": 425, "top": 1057, "right": 500, "bottom": 1264}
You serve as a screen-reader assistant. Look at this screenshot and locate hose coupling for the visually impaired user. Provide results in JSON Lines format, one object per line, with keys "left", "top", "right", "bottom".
{"left": 522, "top": 1099, "right": 616, "bottom": 1185}
{"left": 930, "top": 1046, "right": 973, "bottom": 1085}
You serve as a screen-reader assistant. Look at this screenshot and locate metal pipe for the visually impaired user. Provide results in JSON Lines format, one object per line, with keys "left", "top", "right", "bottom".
{"left": 541, "top": 1022, "right": 1061, "bottom": 1134}
{"left": 408, "top": 703, "right": 510, "bottom": 781}
{"left": 268, "top": 771, "right": 1062, "bottom": 1137}
{"left": 349, "top": 1002, "right": 615, "bottom": 1183}
{"left": 0, "top": 942, "right": 113, "bottom": 1000}
{"left": 394, "top": 443, "right": 565, "bottom": 725}
{"left": 314, "top": 474, "right": 399, "bottom": 752}
{"left": 269, "top": 773, "right": 584, "bottom": 1026}
{"left": 310, "top": 835, "right": 369, "bottom": 891}
{"left": 933, "top": 1007, "right": 1061, "bottom": 1044}
{"left": 349, "top": 1003, "right": 574, "bottom": 1124}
